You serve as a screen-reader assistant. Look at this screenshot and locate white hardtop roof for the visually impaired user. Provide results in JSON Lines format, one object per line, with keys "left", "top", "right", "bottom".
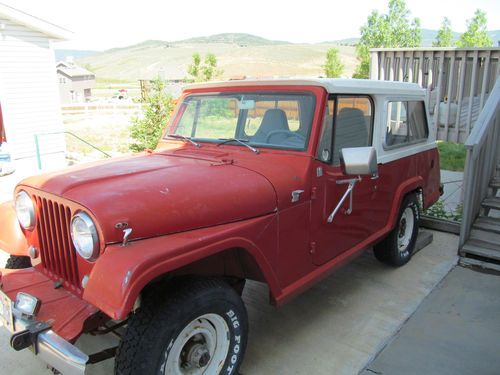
{"left": 185, "top": 78, "right": 425, "bottom": 96}
{"left": 0, "top": 2, "right": 72, "bottom": 41}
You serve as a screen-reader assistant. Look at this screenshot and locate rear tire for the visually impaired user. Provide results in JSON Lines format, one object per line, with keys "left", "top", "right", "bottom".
{"left": 5, "top": 255, "right": 31, "bottom": 269}
{"left": 115, "top": 278, "right": 248, "bottom": 375}
{"left": 374, "top": 193, "right": 419, "bottom": 267}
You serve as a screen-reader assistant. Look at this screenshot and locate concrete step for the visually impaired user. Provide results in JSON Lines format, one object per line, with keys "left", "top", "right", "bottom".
{"left": 460, "top": 256, "right": 500, "bottom": 272}
{"left": 473, "top": 217, "right": 500, "bottom": 235}
{"left": 461, "top": 239, "right": 500, "bottom": 262}
{"left": 482, "top": 197, "right": 500, "bottom": 211}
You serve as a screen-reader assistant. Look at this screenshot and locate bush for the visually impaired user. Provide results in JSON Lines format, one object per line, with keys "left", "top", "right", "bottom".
{"left": 424, "top": 200, "right": 463, "bottom": 222}
{"left": 129, "top": 78, "right": 174, "bottom": 152}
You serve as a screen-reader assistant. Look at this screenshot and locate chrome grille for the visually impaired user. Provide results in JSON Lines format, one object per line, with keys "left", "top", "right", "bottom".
{"left": 34, "top": 196, "right": 80, "bottom": 288}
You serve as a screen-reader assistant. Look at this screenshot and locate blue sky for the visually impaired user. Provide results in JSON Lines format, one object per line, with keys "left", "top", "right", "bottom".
{"left": 3, "top": 0, "right": 499, "bottom": 50}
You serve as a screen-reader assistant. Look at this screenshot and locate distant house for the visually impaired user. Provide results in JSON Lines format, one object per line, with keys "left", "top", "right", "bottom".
{"left": 57, "top": 59, "right": 95, "bottom": 103}
{"left": 0, "top": 3, "right": 71, "bottom": 165}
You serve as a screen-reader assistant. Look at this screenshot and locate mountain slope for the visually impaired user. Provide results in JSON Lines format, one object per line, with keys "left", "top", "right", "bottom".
{"left": 78, "top": 34, "right": 357, "bottom": 81}
{"left": 176, "top": 33, "right": 291, "bottom": 46}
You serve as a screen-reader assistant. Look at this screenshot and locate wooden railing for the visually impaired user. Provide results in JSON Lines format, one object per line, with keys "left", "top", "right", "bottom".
{"left": 459, "top": 79, "right": 500, "bottom": 248}
{"left": 369, "top": 47, "right": 500, "bottom": 143}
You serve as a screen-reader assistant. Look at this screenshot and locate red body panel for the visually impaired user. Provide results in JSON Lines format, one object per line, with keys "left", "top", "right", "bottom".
{"left": 0, "top": 201, "right": 29, "bottom": 256}
{"left": 19, "top": 152, "right": 277, "bottom": 244}
{"left": 0, "top": 268, "right": 98, "bottom": 341}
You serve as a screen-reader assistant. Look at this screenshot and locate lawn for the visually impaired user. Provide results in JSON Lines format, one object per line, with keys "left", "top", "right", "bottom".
{"left": 437, "top": 141, "right": 466, "bottom": 172}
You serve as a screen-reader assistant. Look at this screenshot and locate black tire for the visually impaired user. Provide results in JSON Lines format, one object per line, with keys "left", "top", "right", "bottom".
{"left": 115, "top": 278, "right": 248, "bottom": 375}
{"left": 374, "top": 193, "right": 419, "bottom": 267}
{"left": 5, "top": 255, "right": 31, "bottom": 269}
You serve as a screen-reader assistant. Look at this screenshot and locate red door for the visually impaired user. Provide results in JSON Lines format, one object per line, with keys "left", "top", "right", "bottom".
{"left": 309, "top": 95, "right": 386, "bottom": 265}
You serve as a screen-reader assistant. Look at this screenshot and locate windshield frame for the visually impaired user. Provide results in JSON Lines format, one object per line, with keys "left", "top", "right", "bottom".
{"left": 164, "top": 90, "right": 317, "bottom": 152}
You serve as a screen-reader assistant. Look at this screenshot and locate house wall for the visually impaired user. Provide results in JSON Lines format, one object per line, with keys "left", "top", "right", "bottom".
{"left": 0, "top": 16, "right": 65, "bottom": 160}
{"left": 58, "top": 72, "right": 95, "bottom": 103}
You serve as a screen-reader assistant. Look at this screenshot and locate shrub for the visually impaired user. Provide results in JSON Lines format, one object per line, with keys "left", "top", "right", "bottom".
{"left": 129, "top": 78, "right": 174, "bottom": 152}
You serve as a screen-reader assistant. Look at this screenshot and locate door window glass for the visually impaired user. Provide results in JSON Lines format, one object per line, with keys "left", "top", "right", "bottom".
{"left": 317, "top": 96, "right": 373, "bottom": 164}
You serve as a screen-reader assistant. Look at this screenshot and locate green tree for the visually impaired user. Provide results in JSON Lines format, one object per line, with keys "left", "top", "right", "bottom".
{"left": 457, "top": 9, "right": 493, "bottom": 47}
{"left": 433, "top": 17, "right": 454, "bottom": 47}
{"left": 323, "top": 48, "right": 344, "bottom": 78}
{"left": 353, "top": 0, "right": 421, "bottom": 78}
{"left": 187, "top": 52, "right": 223, "bottom": 82}
{"left": 187, "top": 53, "right": 201, "bottom": 79}
{"left": 129, "top": 77, "right": 174, "bottom": 152}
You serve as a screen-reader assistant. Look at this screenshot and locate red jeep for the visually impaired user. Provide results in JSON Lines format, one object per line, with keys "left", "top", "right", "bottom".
{"left": 0, "top": 79, "right": 440, "bottom": 374}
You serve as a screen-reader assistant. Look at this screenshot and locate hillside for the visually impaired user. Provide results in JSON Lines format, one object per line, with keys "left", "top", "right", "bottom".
{"left": 78, "top": 34, "right": 358, "bottom": 81}
{"left": 176, "top": 33, "right": 291, "bottom": 46}
{"left": 77, "top": 30, "right": 499, "bottom": 82}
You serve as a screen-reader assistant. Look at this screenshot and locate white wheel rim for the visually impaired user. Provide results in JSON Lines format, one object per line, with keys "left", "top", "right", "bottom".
{"left": 397, "top": 207, "right": 414, "bottom": 252}
{"left": 159, "top": 313, "right": 231, "bottom": 375}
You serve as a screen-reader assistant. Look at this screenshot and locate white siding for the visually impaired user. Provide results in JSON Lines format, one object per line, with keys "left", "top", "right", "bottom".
{"left": 0, "top": 16, "right": 65, "bottom": 160}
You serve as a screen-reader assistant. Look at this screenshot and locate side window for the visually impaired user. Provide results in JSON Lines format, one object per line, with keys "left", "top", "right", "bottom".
{"left": 316, "top": 100, "right": 334, "bottom": 162}
{"left": 317, "top": 96, "right": 373, "bottom": 164}
{"left": 408, "top": 101, "right": 429, "bottom": 142}
{"left": 385, "top": 100, "right": 428, "bottom": 147}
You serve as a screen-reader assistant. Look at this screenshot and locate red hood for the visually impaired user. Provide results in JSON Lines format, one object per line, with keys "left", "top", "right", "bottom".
{"left": 18, "top": 152, "right": 277, "bottom": 243}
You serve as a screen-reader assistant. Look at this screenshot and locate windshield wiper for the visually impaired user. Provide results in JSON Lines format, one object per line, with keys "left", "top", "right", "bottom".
{"left": 217, "top": 138, "right": 259, "bottom": 154}
{"left": 166, "top": 134, "right": 201, "bottom": 148}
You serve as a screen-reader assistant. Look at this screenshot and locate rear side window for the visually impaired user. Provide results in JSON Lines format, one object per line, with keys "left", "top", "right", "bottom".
{"left": 385, "top": 101, "right": 428, "bottom": 148}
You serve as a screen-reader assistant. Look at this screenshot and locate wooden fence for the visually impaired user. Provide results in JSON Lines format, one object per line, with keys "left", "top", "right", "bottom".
{"left": 369, "top": 47, "right": 500, "bottom": 143}
{"left": 61, "top": 103, "right": 143, "bottom": 117}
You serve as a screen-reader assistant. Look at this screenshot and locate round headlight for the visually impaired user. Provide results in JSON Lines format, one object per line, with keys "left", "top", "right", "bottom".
{"left": 70, "top": 212, "right": 99, "bottom": 260}
{"left": 15, "top": 191, "right": 35, "bottom": 230}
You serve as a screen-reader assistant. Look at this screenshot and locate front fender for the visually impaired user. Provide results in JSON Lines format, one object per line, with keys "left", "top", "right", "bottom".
{"left": 83, "top": 214, "right": 280, "bottom": 320}
{"left": 0, "top": 201, "right": 29, "bottom": 256}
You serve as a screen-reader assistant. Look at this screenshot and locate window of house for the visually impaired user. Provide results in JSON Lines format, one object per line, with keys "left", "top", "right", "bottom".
{"left": 385, "top": 100, "right": 428, "bottom": 148}
{"left": 317, "top": 96, "right": 373, "bottom": 165}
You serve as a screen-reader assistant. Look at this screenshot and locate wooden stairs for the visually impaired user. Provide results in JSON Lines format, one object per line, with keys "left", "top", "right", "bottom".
{"left": 461, "top": 171, "right": 500, "bottom": 271}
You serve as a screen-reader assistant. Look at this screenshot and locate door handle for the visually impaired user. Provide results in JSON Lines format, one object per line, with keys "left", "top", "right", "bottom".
{"left": 291, "top": 190, "right": 304, "bottom": 203}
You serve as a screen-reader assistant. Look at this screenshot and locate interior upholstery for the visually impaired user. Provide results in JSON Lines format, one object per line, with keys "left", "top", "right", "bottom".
{"left": 252, "top": 108, "right": 290, "bottom": 143}
{"left": 333, "top": 108, "right": 368, "bottom": 164}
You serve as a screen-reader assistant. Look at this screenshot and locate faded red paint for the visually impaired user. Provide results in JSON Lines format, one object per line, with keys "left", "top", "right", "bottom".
{"left": 0, "top": 84, "right": 440, "bottom": 340}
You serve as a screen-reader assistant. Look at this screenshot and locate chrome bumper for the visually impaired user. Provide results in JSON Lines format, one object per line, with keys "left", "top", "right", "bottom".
{"left": 3, "top": 316, "right": 88, "bottom": 375}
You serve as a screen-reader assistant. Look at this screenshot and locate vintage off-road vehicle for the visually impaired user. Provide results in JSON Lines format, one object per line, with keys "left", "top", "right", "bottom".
{"left": 0, "top": 78, "right": 441, "bottom": 374}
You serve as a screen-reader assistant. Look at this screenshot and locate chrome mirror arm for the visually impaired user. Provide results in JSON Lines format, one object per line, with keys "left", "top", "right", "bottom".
{"left": 327, "top": 176, "right": 361, "bottom": 223}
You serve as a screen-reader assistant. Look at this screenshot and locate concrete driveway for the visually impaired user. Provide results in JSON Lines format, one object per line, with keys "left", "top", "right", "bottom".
{"left": 0, "top": 231, "right": 458, "bottom": 375}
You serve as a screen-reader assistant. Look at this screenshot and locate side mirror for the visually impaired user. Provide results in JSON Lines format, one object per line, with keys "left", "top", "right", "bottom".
{"left": 340, "top": 147, "right": 378, "bottom": 176}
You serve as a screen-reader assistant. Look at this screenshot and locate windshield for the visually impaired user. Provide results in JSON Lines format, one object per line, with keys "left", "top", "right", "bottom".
{"left": 165, "top": 92, "right": 316, "bottom": 151}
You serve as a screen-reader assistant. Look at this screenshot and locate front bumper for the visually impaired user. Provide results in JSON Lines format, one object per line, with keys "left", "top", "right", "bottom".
{"left": 2, "top": 315, "right": 89, "bottom": 375}
{"left": 0, "top": 267, "right": 99, "bottom": 375}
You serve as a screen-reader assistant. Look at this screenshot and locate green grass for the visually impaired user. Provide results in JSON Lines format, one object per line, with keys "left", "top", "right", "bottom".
{"left": 437, "top": 141, "right": 466, "bottom": 172}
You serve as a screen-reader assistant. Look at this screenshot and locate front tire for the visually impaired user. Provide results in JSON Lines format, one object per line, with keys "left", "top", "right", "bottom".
{"left": 115, "top": 278, "right": 248, "bottom": 375}
{"left": 374, "top": 193, "right": 419, "bottom": 267}
{"left": 5, "top": 255, "right": 31, "bottom": 269}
